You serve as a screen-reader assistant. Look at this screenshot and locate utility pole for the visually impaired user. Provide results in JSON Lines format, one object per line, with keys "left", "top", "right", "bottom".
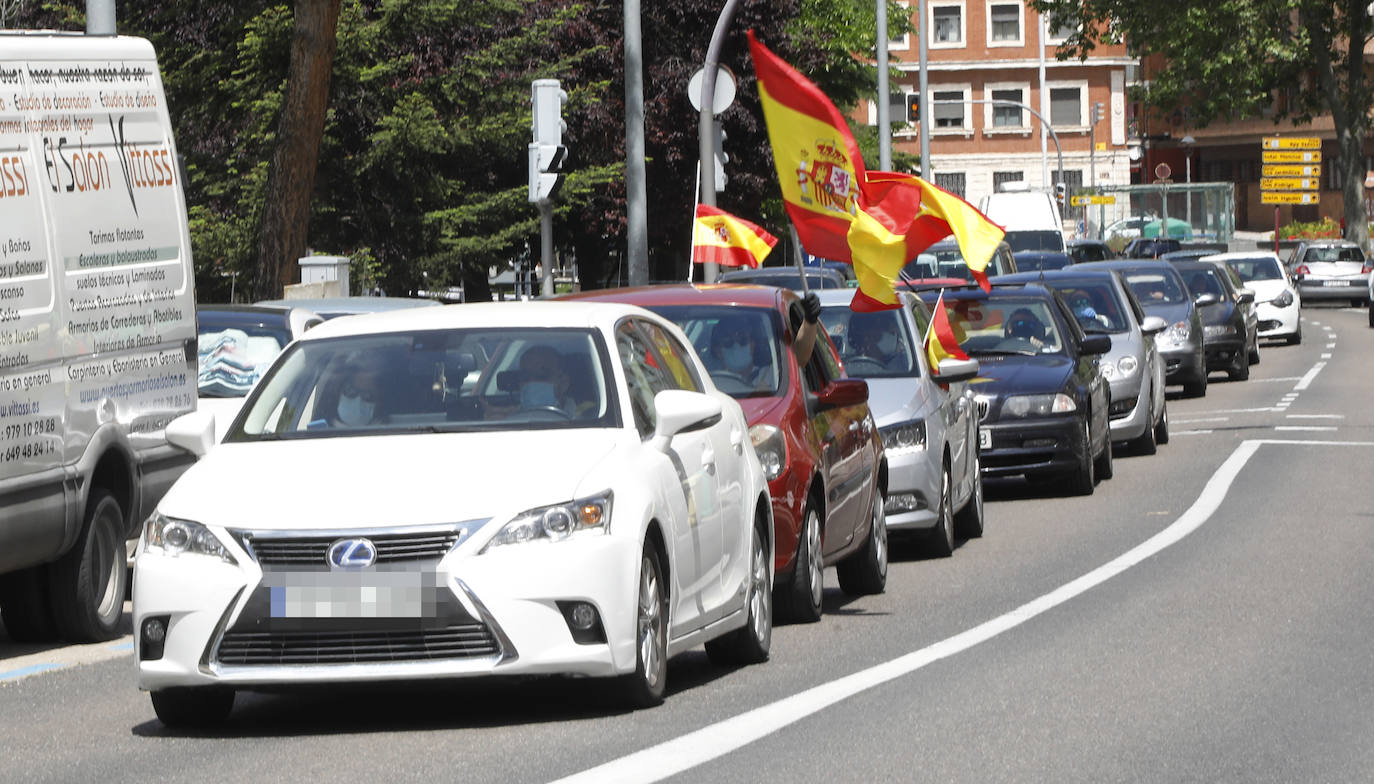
{"left": 877, "top": 0, "right": 891, "bottom": 171}
{"left": 86, "top": 0, "right": 114, "bottom": 34}
{"left": 696, "top": 0, "right": 741, "bottom": 283}
{"left": 918, "top": 0, "right": 930, "bottom": 178}
{"left": 624, "top": 0, "right": 648, "bottom": 286}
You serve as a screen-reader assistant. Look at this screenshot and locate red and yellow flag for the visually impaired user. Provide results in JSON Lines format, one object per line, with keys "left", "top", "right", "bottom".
{"left": 924, "top": 290, "right": 969, "bottom": 370}
{"left": 747, "top": 31, "right": 1005, "bottom": 308}
{"left": 691, "top": 204, "right": 779, "bottom": 268}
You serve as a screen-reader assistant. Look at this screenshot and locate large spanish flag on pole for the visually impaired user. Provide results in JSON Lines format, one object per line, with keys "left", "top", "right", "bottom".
{"left": 691, "top": 204, "right": 779, "bottom": 268}
{"left": 924, "top": 289, "right": 970, "bottom": 370}
{"left": 747, "top": 31, "right": 1005, "bottom": 308}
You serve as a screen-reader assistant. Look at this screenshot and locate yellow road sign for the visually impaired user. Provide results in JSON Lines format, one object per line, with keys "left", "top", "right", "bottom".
{"left": 1261, "top": 137, "right": 1321, "bottom": 150}
{"left": 1262, "top": 164, "right": 1321, "bottom": 177}
{"left": 1261, "top": 192, "right": 1319, "bottom": 205}
{"left": 1261, "top": 177, "right": 1319, "bottom": 191}
{"left": 1262, "top": 150, "right": 1321, "bottom": 163}
{"left": 1069, "top": 195, "right": 1116, "bottom": 206}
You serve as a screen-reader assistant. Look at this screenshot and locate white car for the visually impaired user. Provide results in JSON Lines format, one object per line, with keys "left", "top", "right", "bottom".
{"left": 134, "top": 301, "right": 774, "bottom": 726}
{"left": 1209, "top": 252, "right": 1302, "bottom": 345}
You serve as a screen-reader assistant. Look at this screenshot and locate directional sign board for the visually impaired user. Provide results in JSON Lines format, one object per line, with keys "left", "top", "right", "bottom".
{"left": 1261, "top": 137, "right": 1320, "bottom": 150}
{"left": 1261, "top": 192, "right": 1318, "bottom": 205}
{"left": 1261, "top": 177, "right": 1319, "bottom": 191}
{"left": 1262, "top": 150, "right": 1321, "bottom": 163}
{"left": 1069, "top": 195, "right": 1116, "bottom": 206}
{"left": 1262, "top": 164, "right": 1321, "bottom": 177}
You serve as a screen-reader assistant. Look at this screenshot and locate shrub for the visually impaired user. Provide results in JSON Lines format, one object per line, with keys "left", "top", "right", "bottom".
{"left": 1274, "top": 217, "right": 1340, "bottom": 240}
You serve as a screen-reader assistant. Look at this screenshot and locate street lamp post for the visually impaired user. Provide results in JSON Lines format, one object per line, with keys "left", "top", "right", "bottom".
{"left": 1181, "top": 133, "right": 1195, "bottom": 232}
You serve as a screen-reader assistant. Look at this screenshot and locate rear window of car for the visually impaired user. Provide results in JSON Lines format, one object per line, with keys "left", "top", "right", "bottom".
{"left": 196, "top": 314, "right": 293, "bottom": 398}
{"left": 1304, "top": 245, "right": 1365, "bottom": 263}
{"left": 1124, "top": 271, "right": 1188, "bottom": 305}
{"left": 1226, "top": 257, "right": 1283, "bottom": 282}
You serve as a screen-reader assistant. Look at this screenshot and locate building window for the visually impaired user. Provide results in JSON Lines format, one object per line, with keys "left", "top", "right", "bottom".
{"left": 933, "top": 5, "right": 962, "bottom": 43}
{"left": 1046, "top": 12, "right": 1077, "bottom": 42}
{"left": 989, "top": 3, "right": 1021, "bottom": 43}
{"left": 991, "top": 88, "right": 1024, "bottom": 127}
{"left": 1059, "top": 169, "right": 1083, "bottom": 192}
{"left": 993, "top": 171, "right": 1024, "bottom": 191}
{"left": 935, "top": 172, "right": 966, "bottom": 198}
{"left": 933, "top": 89, "right": 965, "bottom": 128}
{"left": 888, "top": 1, "right": 911, "bottom": 51}
{"left": 1050, "top": 86, "right": 1082, "bottom": 126}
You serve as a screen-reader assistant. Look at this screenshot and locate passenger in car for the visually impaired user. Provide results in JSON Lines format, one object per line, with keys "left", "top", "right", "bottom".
{"left": 845, "top": 312, "right": 910, "bottom": 372}
{"left": 330, "top": 356, "right": 387, "bottom": 426}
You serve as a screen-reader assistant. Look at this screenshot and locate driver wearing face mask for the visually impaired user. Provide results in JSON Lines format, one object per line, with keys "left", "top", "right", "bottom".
{"left": 708, "top": 315, "right": 772, "bottom": 390}
{"left": 333, "top": 359, "right": 385, "bottom": 427}
{"left": 846, "top": 312, "right": 908, "bottom": 371}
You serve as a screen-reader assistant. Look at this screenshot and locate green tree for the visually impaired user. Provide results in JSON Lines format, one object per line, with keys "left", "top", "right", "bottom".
{"left": 1031, "top": 0, "right": 1372, "bottom": 250}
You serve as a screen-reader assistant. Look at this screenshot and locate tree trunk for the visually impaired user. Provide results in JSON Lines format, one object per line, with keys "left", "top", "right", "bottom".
{"left": 1339, "top": 123, "right": 1369, "bottom": 251}
{"left": 251, "top": 0, "right": 343, "bottom": 301}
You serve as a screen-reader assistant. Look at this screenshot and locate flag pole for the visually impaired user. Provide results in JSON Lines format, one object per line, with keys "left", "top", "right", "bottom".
{"left": 688, "top": 166, "right": 701, "bottom": 282}
{"left": 789, "top": 224, "right": 810, "bottom": 295}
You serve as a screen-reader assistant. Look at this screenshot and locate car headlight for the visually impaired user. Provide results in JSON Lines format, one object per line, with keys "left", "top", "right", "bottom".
{"left": 1115, "top": 355, "right": 1139, "bottom": 377}
{"left": 1203, "top": 324, "right": 1236, "bottom": 338}
{"left": 1001, "top": 393, "right": 1077, "bottom": 417}
{"left": 1159, "top": 321, "right": 1191, "bottom": 346}
{"left": 1270, "top": 290, "right": 1295, "bottom": 308}
{"left": 880, "top": 419, "right": 927, "bottom": 455}
{"left": 749, "top": 424, "right": 786, "bottom": 481}
{"left": 143, "top": 512, "right": 236, "bottom": 564}
{"left": 484, "top": 491, "right": 613, "bottom": 551}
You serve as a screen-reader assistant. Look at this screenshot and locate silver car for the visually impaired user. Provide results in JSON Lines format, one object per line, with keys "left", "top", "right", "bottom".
{"left": 1286, "top": 240, "right": 1370, "bottom": 306}
{"left": 993, "top": 269, "right": 1170, "bottom": 454}
{"left": 817, "top": 290, "right": 982, "bottom": 557}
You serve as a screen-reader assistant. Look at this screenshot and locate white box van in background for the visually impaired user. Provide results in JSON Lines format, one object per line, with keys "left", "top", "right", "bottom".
{"left": 0, "top": 33, "right": 198, "bottom": 642}
{"left": 978, "top": 183, "right": 1067, "bottom": 254}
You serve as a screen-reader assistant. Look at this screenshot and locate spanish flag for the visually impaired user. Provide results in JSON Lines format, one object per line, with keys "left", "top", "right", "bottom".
{"left": 924, "top": 290, "right": 969, "bottom": 370}
{"left": 747, "top": 32, "right": 1004, "bottom": 307}
{"left": 691, "top": 204, "right": 779, "bottom": 268}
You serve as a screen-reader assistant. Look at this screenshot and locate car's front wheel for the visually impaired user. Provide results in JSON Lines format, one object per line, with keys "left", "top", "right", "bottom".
{"left": 837, "top": 489, "right": 888, "bottom": 595}
{"left": 953, "top": 454, "right": 985, "bottom": 539}
{"left": 1228, "top": 346, "right": 1250, "bottom": 381}
{"left": 1154, "top": 401, "right": 1170, "bottom": 445}
{"left": 776, "top": 503, "right": 823, "bottom": 623}
{"left": 617, "top": 545, "right": 668, "bottom": 708}
{"left": 150, "top": 686, "right": 235, "bottom": 728}
{"left": 1068, "top": 421, "right": 1096, "bottom": 496}
{"left": 705, "top": 521, "right": 772, "bottom": 665}
{"left": 924, "top": 462, "right": 955, "bottom": 558}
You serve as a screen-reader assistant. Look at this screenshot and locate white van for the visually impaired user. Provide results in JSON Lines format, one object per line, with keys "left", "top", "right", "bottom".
{"left": 978, "top": 185, "right": 1067, "bottom": 253}
{"left": 0, "top": 33, "right": 198, "bottom": 642}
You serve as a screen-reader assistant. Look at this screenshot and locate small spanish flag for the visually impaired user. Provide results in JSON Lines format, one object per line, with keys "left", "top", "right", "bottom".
{"left": 691, "top": 205, "right": 779, "bottom": 268}
{"left": 924, "top": 290, "right": 969, "bottom": 370}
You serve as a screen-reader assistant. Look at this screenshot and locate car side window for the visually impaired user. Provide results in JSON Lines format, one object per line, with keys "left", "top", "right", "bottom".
{"left": 636, "top": 320, "right": 704, "bottom": 393}
{"left": 617, "top": 322, "right": 674, "bottom": 438}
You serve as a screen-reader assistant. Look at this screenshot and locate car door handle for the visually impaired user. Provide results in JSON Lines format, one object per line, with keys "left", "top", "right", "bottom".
{"left": 702, "top": 446, "right": 716, "bottom": 472}
{"left": 730, "top": 428, "right": 744, "bottom": 454}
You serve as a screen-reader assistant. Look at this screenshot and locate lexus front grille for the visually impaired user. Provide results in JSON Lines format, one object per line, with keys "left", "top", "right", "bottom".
{"left": 216, "top": 624, "right": 500, "bottom": 665}
{"left": 243, "top": 528, "right": 464, "bottom": 567}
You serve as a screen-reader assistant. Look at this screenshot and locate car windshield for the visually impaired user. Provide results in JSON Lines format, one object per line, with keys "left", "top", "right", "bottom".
{"left": 818, "top": 306, "right": 918, "bottom": 378}
{"left": 649, "top": 305, "right": 786, "bottom": 398}
{"left": 1003, "top": 231, "right": 1064, "bottom": 252}
{"left": 1124, "top": 272, "right": 1188, "bottom": 305}
{"left": 1226, "top": 257, "right": 1283, "bottom": 282}
{"left": 905, "top": 246, "right": 1012, "bottom": 280}
{"left": 1180, "top": 268, "right": 1226, "bottom": 300}
{"left": 197, "top": 315, "right": 292, "bottom": 398}
{"left": 225, "top": 328, "right": 617, "bottom": 441}
{"left": 934, "top": 296, "right": 1064, "bottom": 356}
{"left": 1015, "top": 253, "right": 1073, "bottom": 271}
{"left": 1054, "top": 282, "right": 1130, "bottom": 334}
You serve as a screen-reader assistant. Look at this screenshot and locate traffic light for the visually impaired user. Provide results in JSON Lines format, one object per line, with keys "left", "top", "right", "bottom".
{"left": 906, "top": 93, "right": 920, "bottom": 124}
{"left": 711, "top": 119, "right": 728, "bottom": 192}
{"left": 1091, "top": 101, "right": 1104, "bottom": 125}
{"left": 1054, "top": 182, "right": 1067, "bottom": 209}
{"left": 528, "top": 79, "right": 568, "bottom": 203}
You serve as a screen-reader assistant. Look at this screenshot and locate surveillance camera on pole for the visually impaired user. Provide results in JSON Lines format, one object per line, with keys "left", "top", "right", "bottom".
{"left": 529, "top": 79, "right": 568, "bottom": 204}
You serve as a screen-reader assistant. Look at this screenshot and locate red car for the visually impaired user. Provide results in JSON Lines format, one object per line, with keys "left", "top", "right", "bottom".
{"left": 561, "top": 284, "right": 887, "bottom": 623}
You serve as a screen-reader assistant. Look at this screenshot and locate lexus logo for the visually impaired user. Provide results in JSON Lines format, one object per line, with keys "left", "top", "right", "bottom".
{"left": 327, "top": 538, "right": 377, "bottom": 569}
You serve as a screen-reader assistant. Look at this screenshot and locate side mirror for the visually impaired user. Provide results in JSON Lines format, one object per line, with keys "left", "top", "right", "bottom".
{"left": 1139, "top": 315, "right": 1167, "bottom": 334}
{"left": 166, "top": 410, "right": 216, "bottom": 458}
{"left": 1080, "top": 333, "right": 1112, "bottom": 355}
{"left": 1236, "top": 288, "right": 1256, "bottom": 304}
{"left": 817, "top": 378, "right": 869, "bottom": 408}
{"left": 650, "top": 389, "right": 723, "bottom": 452}
{"left": 934, "top": 357, "right": 980, "bottom": 384}
{"left": 1194, "top": 292, "right": 1220, "bottom": 307}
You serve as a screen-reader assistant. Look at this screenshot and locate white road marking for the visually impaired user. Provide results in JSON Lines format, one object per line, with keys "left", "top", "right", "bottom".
{"left": 1172, "top": 430, "right": 1214, "bottom": 435}
{"left": 1173, "top": 417, "right": 1229, "bottom": 424}
{"left": 1253, "top": 376, "right": 1303, "bottom": 383}
{"left": 1275, "top": 426, "right": 1339, "bottom": 432}
{"left": 552, "top": 441, "right": 1300, "bottom": 784}
{"left": 1189, "top": 407, "right": 1280, "bottom": 415}
{"left": 1321, "top": 353, "right": 1332, "bottom": 359}
{"left": 1295, "top": 361, "right": 1327, "bottom": 391}
{"left": 1325, "top": 343, "right": 1336, "bottom": 349}
{"left": 1287, "top": 414, "right": 1343, "bottom": 419}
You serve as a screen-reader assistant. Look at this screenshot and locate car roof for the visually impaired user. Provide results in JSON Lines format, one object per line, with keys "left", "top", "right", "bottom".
{"left": 1199, "top": 251, "right": 1282, "bottom": 262}
{"left": 297, "top": 300, "right": 658, "bottom": 341}
{"left": 814, "top": 288, "right": 915, "bottom": 307}
{"left": 993, "top": 268, "right": 1119, "bottom": 285}
{"left": 721, "top": 266, "right": 843, "bottom": 279}
{"left": 557, "top": 283, "right": 789, "bottom": 309}
{"left": 253, "top": 296, "right": 441, "bottom": 315}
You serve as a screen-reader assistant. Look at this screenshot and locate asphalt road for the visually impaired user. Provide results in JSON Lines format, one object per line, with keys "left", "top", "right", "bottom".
{"left": 4, "top": 304, "right": 1371, "bottom": 784}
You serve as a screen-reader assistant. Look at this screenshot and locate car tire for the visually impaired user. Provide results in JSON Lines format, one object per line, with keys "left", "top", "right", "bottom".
{"left": 1183, "top": 371, "right": 1207, "bottom": 398}
{"left": 923, "top": 462, "right": 955, "bottom": 558}
{"left": 953, "top": 455, "right": 985, "bottom": 540}
{"left": 1289, "top": 323, "right": 1304, "bottom": 343}
{"left": 150, "top": 687, "right": 236, "bottom": 728}
{"left": 837, "top": 489, "right": 888, "bottom": 595}
{"left": 0, "top": 566, "right": 58, "bottom": 643}
{"left": 1227, "top": 347, "right": 1250, "bottom": 381}
{"left": 1368, "top": 307, "right": 1374, "bottom": 328}
{"left": 1154, "top": 402, "right": 1170, "bottom": 445}
{"left": 49, "top": 489, "right": 128, "bottom": 642}
{"left": 617, "top": 545, "right": 668, "bottom": 709}
{"left": 1068, "top": 421, "right": 1096, "bottom": 496}
{"left": 1249, "top": 341, "right": 1261, "bottom": 365}
{"left": 1094, "top": 421, "right": 1114, "bottom": 480}
{"left": 776, "top": 503, "right": 823, "bottom": 624}
{"left": 1130, "top": 411, "right": 1158, "bottom": 455}
{"left": 1353, "top": 298, "right": 1366, "bottom": 308}
{"left": 705, "top": 521, "right": 772, "bottom": 666}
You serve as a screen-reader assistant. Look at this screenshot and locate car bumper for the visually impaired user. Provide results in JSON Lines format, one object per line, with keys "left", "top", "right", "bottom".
{"left": 1202, "top": 334, "right": 1246, "bottom": 371}
{"left": 134, "top": 533, "right": 643, "bottom": 691}
{"left": 880, "top": 449, "right": 941, "bottom": 531}
{"left": 1255, "top": 300, "right": 1300, "bottom": 338}
{"left": 1106, "top": 375, "right": 1149, "bottom": 441}
{"left": 1296, "top": 278, "right": 1367, "bottom": 302}
{"left": 1157, "top": 342, "right": 1206, "bottom": 384}
{"left": 977, "top": 416, "right": 1085, "bottom": 478}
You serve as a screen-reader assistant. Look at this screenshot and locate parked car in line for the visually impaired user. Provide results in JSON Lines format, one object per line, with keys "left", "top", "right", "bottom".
{"left": 136, "top": 301, "right": 776, "bottom": 726}
{"left": 1012, "top": 250, "right": 1075, "bottom": 272}
{"left": 253, "top": 295, "right": 443, "bottom": 319}
{"left": 904, "top": 239, "right": 1019, "bottom": 282}
{"left": 196, "top": 305, "right": 323, "bottom": 440}
{"left": 1067, "top": 238, "right": 1116, "bottom": 263}
{"left": 1076, "top": 260, "right": 1210, "bottom": 398}
{"left": 1160, "top": 248, "right": 1222, "bottom": 263}
{"left": 1209, "top": 252, "right": 1302, "bottom": 345}
{"left": 917, "top": 283, "right": 1114, "bottom": 495}
{"left": 1285, "top": 239, "right": 1371, "bottom": 307}
{"left": 1169, "top": 259, "right": 1259, "bottom": 381}
{"left": 718, "top": 266, "right": 849, "bottom": 291}
{"left": 994, "top": 269, "right": 1169, "bottom": 455}
{"left": 1121, "top": 237, "right": 1183, "bottom": 259}
{"left": 559, "top": 284, "right": 886, "bottom": 623}
{"left": 816, "top": 290, "right": 983, "bottom": 556}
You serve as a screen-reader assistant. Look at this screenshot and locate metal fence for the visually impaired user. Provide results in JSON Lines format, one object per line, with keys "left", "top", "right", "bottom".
{"left": 1068, "top": 182, "right": 1236, "bottom": 246}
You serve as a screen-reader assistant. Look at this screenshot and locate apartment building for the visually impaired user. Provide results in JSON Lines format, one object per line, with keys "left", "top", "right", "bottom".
{"left": 869, "top": 1, "right": 1137, "bottom": 217}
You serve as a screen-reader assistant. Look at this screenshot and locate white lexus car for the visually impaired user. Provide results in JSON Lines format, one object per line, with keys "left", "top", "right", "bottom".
{"left": 134, "top": 301, "right": 773, "bottom": 726}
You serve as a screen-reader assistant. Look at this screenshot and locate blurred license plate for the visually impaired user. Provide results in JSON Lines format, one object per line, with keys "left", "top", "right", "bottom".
{"left": 269, "top": 572, "right": 426, "bottom": 619}
{"left": 979, "top": 427, "right": 992, "bottom": 450}
{"left": 1322, "top": 280, "right": 1351, "bottom": 287}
